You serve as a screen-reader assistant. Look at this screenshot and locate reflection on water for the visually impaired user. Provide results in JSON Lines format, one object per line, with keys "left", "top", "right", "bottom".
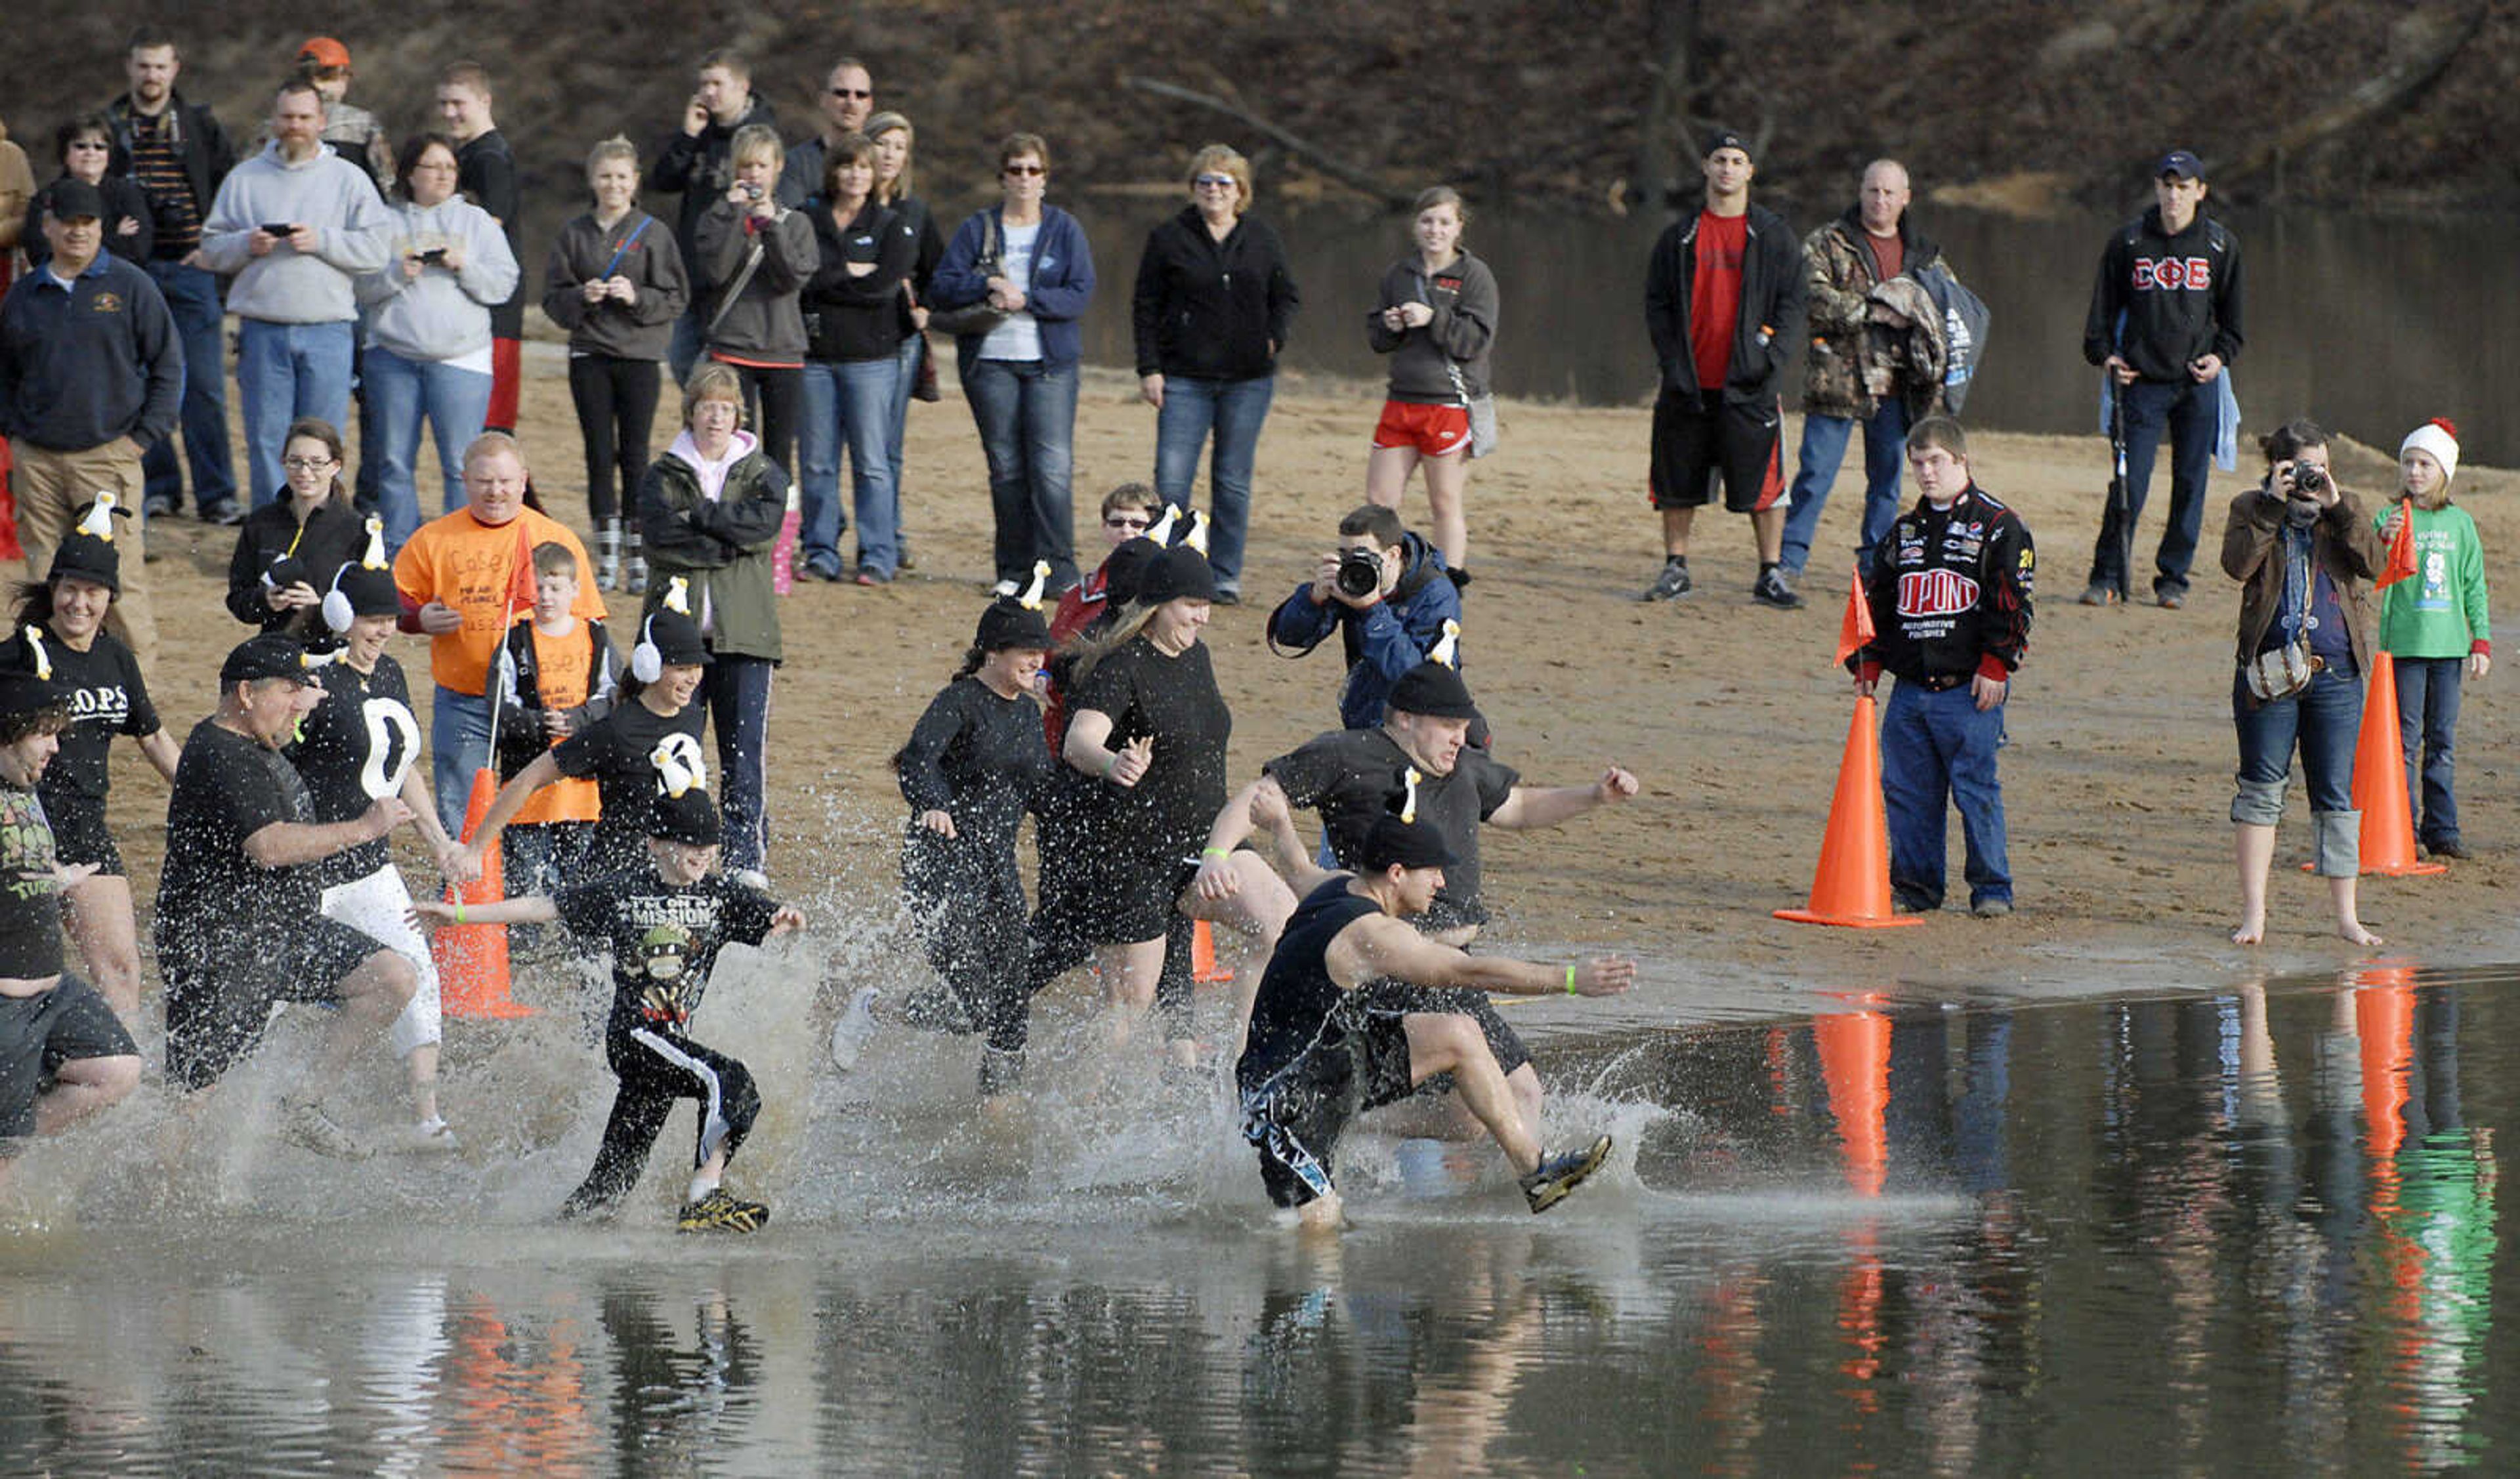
{"left": 1067, "top": 200, "right": 2520, "bottom": 463}
{"left": 1, "top": 964, "right": 2508, "bottom": 1473}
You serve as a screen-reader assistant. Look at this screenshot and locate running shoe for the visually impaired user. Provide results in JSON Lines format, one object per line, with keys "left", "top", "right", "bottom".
{"left": 385, "top": 1116, "right": 461, "bottom": 1154}
{"left": 280, "top": 1099, "right": 372, "bottom": 1160}
{"left": 201, "top": 499, "right": 247, "bottom": 528}
{"left": 1752, "top": 570, "right": 1805, "bottom": 609}
{"left": 1970, "top": 898, "right": 2015, "bottom": 919}
{"left": 1641, "top": 558, "right": 1692, "bottom": 602}
{"left": 990, "top": 578, "right": 1020, "bottom": 598}
{"left": 897, "top": 537, "right": 917, "bottom": 572}
{"left": 677, "top": 1188, "right": 770, "bottom": 1234}
{"left": 1520, "top": 1133, "right": 1612, "bottom": 1213}
{"left": 830, "top": 986, "right": 880, "bottom": 1071}
{"left": 2076, "top": 583, "right": 2122, "bottom": 607}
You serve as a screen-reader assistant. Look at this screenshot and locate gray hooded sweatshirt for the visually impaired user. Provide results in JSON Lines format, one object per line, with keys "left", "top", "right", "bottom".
{"left": 355, "top": 196, "right": 521, "bottom": 361}
{"left": 197, "top": 141, "right": 393, "bottom": 323}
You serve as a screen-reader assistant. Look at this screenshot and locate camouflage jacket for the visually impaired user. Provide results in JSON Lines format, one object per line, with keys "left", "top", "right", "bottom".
{"left": 1800, "top": 207, "right": 1945, "bottom": 419}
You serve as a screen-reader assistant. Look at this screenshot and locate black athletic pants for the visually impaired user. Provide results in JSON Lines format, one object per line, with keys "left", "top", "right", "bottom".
{"left": 562, "top": 1023, "right": 759, "bottom": 1216}
{"left": 568, "top": 355, "right": 662, "bottom": 525}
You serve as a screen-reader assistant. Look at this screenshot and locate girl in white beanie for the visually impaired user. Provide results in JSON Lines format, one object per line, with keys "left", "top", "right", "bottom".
{"left": 2377, "top": 417, "right": 2490, "bottom": 858}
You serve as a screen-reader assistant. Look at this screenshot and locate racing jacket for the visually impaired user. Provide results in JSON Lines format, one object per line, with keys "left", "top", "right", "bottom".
{"left": 1853, "top": 483, "right": 2034, "bottom": 688}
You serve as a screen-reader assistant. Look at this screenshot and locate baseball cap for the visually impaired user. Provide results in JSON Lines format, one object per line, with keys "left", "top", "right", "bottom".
{"left": 45, "top": 179, "right": 106, "bottom": 223}
{"left": 1705, "top": 129, "right": 1754, "bottom": 161}
{"left": 220, "top": 633, "right": 314, "bottom": 686}
{"left": 2156, "top": 149, "right": 2205, "bottom": 180}
{"left": 297, "top": 37, "right": 352, "bottom": 70}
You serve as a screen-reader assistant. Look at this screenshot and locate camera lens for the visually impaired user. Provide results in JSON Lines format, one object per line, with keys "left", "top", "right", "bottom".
{"left": 1335, "top": 550, "right": 1382, "bottom": 598}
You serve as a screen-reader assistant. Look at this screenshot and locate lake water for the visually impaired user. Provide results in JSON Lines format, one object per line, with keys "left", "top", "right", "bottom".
{"left": 3, "top": 959, "right": 2508, "bottom": 1474}
{"left": 1056, "top": 196, "right": 2520, "bottom": 467}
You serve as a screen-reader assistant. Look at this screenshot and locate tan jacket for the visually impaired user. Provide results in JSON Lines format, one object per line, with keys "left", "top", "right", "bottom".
{"left": 2222, "top": 482, "right": 2382, "bottom": 679}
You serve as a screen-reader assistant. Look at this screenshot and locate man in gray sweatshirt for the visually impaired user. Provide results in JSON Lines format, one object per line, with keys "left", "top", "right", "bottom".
{"left": 190, "top": 77, "right": 390, "bottom": 512}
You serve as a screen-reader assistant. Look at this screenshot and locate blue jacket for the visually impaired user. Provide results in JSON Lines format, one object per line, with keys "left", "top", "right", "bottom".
{"left": 931, "top": 205, "right": 1095, "bottom": 369}
{"left": 0, "top": 253, "right": 182, "bottom": 452}
{"left": 1267, "top": 532, "right": 1460, "bottom": 729}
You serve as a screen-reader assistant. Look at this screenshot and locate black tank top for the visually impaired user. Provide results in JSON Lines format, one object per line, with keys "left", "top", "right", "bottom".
{"left": 1236, "top": 875, "right": 1381, "bottom": 1093}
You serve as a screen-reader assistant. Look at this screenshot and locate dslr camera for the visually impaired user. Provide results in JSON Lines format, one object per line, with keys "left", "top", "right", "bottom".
{"left": 1335, "top": 548, "right": 1385, "bottom": 600}
{"left": 2288, "top": 465, "right": 2329, "bottom": 499}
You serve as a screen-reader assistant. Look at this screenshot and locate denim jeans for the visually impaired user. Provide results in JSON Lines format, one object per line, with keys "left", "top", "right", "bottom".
{"left": 1152, "top": 373, "right": 1275, "bottom": 591}
{"left": 2091, "top": 376, "right": 2216, "bottom": 598}
{"left": 365, "top": 347, "right": 494, "bottom": 552}
{"left": 237, "top": 319, "right": 354, "bottom": 506}
{"left": 667, "top": 307, "right": 705, "bottom": 385}
{"left": 140, "top": 259, "right": 238, "bottom": 514}
{"left": 704, "top": 656, "right": 776, "bottom": 874}
{"left": 1780, "top": 398, "right": 1908, "bottom": 578}
{"left": 799, "top": 356, "right": 904, "bottom": 576}
{"left": 2393, "top": 656, "right": 2464, "bottom": 847}
{"left": 2231, "top": 665, "right": 2361, "bottom": 820}
{"left": 960, "top": 356, "right": 1080, "bottom": 588}
{"left": 1880, "top": 679, "right": 2010, "bottom": 909}
{"left": 431, "top": 685, "right": 493, "bottom": 842}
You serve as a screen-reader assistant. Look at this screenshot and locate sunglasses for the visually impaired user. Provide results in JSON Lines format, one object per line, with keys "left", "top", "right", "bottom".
{"left": 1193, "top": 174, "right": 1237, "bottom": 189}
{"left": 829, "top": 87, "right": 871, "bottom": 99}
{"left": 1003, "top": 163, "right": 1045, "bottom": 177}
{"left": 1104, "top": 515, "right": 1151, "bottom": 530}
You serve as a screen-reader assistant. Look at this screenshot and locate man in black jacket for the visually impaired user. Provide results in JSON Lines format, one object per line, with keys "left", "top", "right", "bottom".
{"left": 104, "top": 26, "right": 241, "bottom": 524}
{"left": 1641, "top": 131, "right": 1807, "bottom": 609}
{"left": 2079, "top": 149, "right": 2242, "bottom": 610}
{"left": 650, "top": 49, "right": 778, "bottom": 381}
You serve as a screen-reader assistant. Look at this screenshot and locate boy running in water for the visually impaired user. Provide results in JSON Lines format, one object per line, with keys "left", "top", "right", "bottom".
{"left": 415, "top": 759, "right": 801, "bottom": 1231}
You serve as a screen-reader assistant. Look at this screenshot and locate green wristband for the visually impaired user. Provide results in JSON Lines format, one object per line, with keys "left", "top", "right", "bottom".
{"left": 1564, "top": 965, "right": 1576, "bottom": 996}
{"left": 453, "top": 900, "right": 467, "bottom": 925}
{"left": 1201, "top": 846, "right": 1230, "bottom": 860}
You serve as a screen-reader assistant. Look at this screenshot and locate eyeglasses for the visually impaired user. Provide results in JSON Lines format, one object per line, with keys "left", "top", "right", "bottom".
{"left": 829, "top": 87, "right": 871, "bottom": 100}
{"left": 283, "top": 455, "right": 336, "bottom": 470}
{"left": 68, "top": 140, "right": 111, "bottom": 150}
{"left": 1193, "top": 174, "right": 1236, "bottom": 189}
{"left": 1003, "top": 163, "right": 1045, "bottom": 177}
{"left": 1104, "top": 515, "right": 1151, "bottom": 530}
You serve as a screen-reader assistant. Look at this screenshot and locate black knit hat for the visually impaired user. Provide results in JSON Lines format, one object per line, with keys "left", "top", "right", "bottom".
{"left": 1360, "top": 814, "right": 1456, "bottom": 872}
{"left": 1100, "top": 537, "right": 1166, "bottom": 608}
{"left": 1138, "top": 543, "right": 1217, "bottom": 604}
{"left": 47, "top": 493, "right": 125, "bottom": 594}
{"left": 648, "top": 785, "right": 724, "bottom": 845}
{"left": 1387, "top": 661, "right": 1478, "bottom": 719}
{"left": 976, "top": 598, "right": 1052, "bottom": 652}
{"left": 325, "top": 562, "right": 399, "bottom": 625}
{"left": 643, "top": 607, "right": 711, "bottom": 668}
{"left": 0, "top": 667, "right": 66, "bottom": 722}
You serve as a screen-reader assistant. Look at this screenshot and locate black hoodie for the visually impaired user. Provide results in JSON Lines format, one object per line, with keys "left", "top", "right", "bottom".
{"left": 648, "top": 97, "right": 780, "bottom": 268}
{"left": 1131, "top": 205, "right": 1299, "bottom": 382}
{"left": 2082, "top": 205, "right": 2243, "bottom": 383}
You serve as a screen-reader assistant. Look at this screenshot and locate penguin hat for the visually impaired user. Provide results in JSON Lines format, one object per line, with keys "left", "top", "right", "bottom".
{"left": 631, "top": 577, "right": 713, "bottom": 682}
{"left": 321, "top": 517, "right": 397, "bottom": 633}
{"left": 646, "top": 733, "right": 721, "bottom": 845}
{"left": 47, "top": 491, "right": 125, "bottom": 594}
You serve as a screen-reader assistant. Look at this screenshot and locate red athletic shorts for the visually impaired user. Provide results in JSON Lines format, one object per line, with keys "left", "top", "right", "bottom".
{"left": 1372, "top": 400, "right": 1471, "bottom": 459}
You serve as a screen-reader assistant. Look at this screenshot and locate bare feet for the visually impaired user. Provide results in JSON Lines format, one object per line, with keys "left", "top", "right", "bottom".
{"left": 2338, "top": 921, "right": 2384, "bottom": 946}
{"left": 2231, "top": 918, "right": 2265, "bottom": 946}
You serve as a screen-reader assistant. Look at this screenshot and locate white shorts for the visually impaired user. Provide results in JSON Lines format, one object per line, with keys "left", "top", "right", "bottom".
{"left": 320, "top": 864, "right": 443, "bottom": 1058}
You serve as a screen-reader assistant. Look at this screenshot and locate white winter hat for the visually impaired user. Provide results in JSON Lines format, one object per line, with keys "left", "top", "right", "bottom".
{"left": 2400, "top": 418, "right": 2460, "bottom": 486}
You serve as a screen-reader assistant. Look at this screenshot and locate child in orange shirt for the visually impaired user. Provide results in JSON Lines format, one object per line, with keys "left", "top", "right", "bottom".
{"left": 492, "top": 542, "right": 620, "bottom": 898}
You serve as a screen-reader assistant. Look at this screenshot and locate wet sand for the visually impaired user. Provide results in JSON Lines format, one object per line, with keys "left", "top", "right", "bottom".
{"left": 88, "top": 346, "right": 2520, "bottom": 1033}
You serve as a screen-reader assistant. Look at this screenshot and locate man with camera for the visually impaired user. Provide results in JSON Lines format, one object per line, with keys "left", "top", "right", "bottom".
{"left": 650, "top": 50, "right": 778, "bottom": 381}
{"left": 2079, "top": 148, "right": 2243, "bottom": 610}
{"left": 1267, "top": 503, "right": 1460, "bottom": 731}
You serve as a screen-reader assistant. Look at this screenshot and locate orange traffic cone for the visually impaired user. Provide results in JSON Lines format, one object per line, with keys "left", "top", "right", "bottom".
{"left": 1191, "top": 919, "right": 1234, "bottom": 984}
{"left": 2302, "top": 652, "right": 2446, "bottom": 877}
{"left": 434, "top": 768, "right": 532, "bottom": 1019}
{"left": 1776, "top": 696, "right": 1922, "bottom": 928}
{"left": 1813, "top": 1010, "right": 1891, "bottom": 1198}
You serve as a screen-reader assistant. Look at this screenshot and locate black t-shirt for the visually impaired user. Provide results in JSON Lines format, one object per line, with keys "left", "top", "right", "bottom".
{"left": 1066, "top": 638, "right": 1231, "bottom": 858}
{"left": 456, "top": 128, "right": 526, "bottom": 338}
{"left": 0, "top": 627, "right": 158, "bottom": 808}
{"left": 896, "top": 677, "right": 1050, "bottom": 854}
{"left": 555, "top": 870, "right": 779, "bottom": 1035}
{"left": 0, "top": 784, "right": 64, "bottom": 978}
{"left": 287, "top": 656, "right": 422, "bottom": 888}
{"left": 552, "top": 695, "right": 709, "bottom": 874}
{"left": 1265, "top": 728, "right": 1520, "bottom": 930}
{"left": 1237, "top": 876, "right": 1382, "bottom": 1093}
{"left": 156, "top": 719, "right": 322, "bottom": 964}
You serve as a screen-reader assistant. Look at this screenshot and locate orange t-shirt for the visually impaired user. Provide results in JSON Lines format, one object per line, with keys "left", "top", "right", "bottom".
{"left": 513, "top": 620, "right": 602, "bottom": 826}
{"left": 393, "top": 508, "right": 604, "bottom": 696}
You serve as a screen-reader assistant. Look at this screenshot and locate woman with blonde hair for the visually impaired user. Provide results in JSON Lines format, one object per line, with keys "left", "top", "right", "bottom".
{"left": 694, "top": 123, "right": 816, "bottom": 479}
{"left": 865, "top": 111, "right": 945, "bottom": 569}
{"left": 1130, "top": 143, "right": 1299, "bottom": 604}
{"left": 1365, "top": 185, "right": 1496, "bottom": 586}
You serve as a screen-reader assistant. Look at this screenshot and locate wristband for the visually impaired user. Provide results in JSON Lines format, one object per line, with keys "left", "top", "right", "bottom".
{"left": 453, "top": 900, "right": 467, "bottom": 925}
{"left": 1103, "top": 750, "right": 1120, "bottom": 778}
{"left": 1565, "top": 965, "right": 1577, "bottom": 996}
{"left": 1201, "top": 847, "right": 1230, "bottom": 861}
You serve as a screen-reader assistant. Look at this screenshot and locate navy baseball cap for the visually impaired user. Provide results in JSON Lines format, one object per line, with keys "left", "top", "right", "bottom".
{"left": 2156, "top": 150, "right": 2205, "bottom": 180}
{"left": 1704, "top": 129, "right": 1753, "bottom": 161}
{"left": 45, "top": 179, "right": 107, "bottom": 223}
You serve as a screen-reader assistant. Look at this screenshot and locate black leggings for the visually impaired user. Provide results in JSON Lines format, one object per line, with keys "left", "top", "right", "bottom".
{"left": 721, "top": 360, "right": 802, "bottom": 478}
{"left": 568, "top": 355, "right": 662, "bottom": 525}
{"left": 562, "top": 1023, "right": 759, "bottom": 1216}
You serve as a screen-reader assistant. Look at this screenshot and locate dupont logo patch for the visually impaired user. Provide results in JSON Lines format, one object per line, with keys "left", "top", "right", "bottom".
{"left": 1897, "top": 569, "right": 1980, "bottom": 616}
